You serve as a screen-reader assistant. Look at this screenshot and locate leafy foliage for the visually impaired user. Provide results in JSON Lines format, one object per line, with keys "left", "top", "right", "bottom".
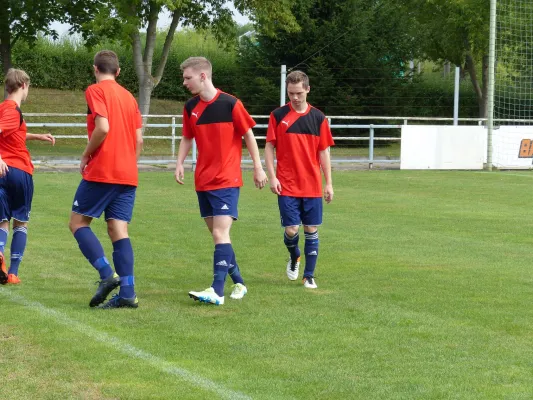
{"left": 0, "top": 0, "right": 70, "bottom": 75}
{"left": 234, "top": 0, "right": 429, "bottom": 116}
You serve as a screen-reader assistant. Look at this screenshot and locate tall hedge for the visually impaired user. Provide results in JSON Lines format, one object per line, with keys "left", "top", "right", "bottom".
{"left": 8, "top": 31, "right": 238, "bottom": 102}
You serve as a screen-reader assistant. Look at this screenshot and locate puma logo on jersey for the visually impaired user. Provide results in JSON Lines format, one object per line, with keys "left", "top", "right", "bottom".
{"left": 192, "top": 112, "right": 199, "bottom": 118}
{"left": 281, "top": 120, "right": 289, "bottom": 126}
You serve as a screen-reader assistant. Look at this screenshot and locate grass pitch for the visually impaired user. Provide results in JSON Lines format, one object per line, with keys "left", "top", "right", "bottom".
{"left": 1, "top": 170, "right": 533, "bottom": 399}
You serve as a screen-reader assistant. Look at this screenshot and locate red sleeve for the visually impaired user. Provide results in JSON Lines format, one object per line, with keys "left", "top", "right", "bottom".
{"left": 182, "top": 107, "right": 194, "bottom": 139}
{"left": 266, "top": 113, "right": 277, "bottom": 146}
{"left": 0, "top": 108, "right": 21, "bottom": 137}
{"left": 85, "top": 86, "right": 108, "bottom": 119}
{"left": 318, "top": 118, "right": 334, "bottom": 151}
{"left": 232, "top": 100, "right": 255, "bottom": 136}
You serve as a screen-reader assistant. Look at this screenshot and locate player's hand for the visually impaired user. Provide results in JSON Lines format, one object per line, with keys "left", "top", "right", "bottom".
{"left": 80, "top": 154, "right": 90, "bottom": 175}
{"left": 324, "top": 184, "right": 334, "bottom": 203}
{"left": 269, "top": 177, "right": 282, "bottom": 195}
{"left": 0, "top": 159, "right": 9, "bottom": 178}
{"left": 40, "top": 133, "right": 55, "bottom": 146}
{"left": 175, "top": 163, "right": 185, "bottom": 185}
{"left": 253, "top": 167, "right": 268, "bottom": 189}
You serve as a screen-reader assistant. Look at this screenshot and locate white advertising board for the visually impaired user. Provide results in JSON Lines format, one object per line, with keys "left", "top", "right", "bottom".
{"left": 400, "top": 126, "right": 486, "bottom": 170}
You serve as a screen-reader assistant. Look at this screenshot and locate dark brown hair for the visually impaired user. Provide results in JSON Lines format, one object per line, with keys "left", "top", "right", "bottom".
{"left": 94, "top": 50, "right": 120, "bottom": 75}
{"left": 286, "top": 70, "right": 309, "bottom": 89}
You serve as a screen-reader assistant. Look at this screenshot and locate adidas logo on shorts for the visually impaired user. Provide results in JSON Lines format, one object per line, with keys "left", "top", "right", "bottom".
{"left": 221, "top": 204, "right": 229, "bottom": 210}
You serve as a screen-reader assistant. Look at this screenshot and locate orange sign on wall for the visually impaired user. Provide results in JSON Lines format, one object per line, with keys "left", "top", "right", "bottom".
{"left": 519, "top": 139, "right": 533, "bottom": 158}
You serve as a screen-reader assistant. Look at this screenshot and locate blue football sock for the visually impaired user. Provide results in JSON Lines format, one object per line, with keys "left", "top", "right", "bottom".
{"left": 119, "top": 275, "right": 135, "bottom": 299}
{"left": 212, "top": 243, "right": 232, "bottom": 297}
{"left": 8, "top": 226, "right": 27, "bottom": 276}
{"left": 228, "top": 250, "right": 244, "bottom": 285}
{"left": 284, "top": 231, "right": 300, "bottom": 264}
{"left": 112, "top": 238, "right": 135, "bottom": 298}
{"left": 0, "top": 227, "right": 8, "bottom": 255}
{"left": 74, "top": 227, "right": 113, "bottom": 279}
{"left": 303, "top": 230, "right": 319, "bottom": 278}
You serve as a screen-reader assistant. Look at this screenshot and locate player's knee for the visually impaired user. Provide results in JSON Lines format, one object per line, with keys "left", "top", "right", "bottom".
{"left": 211, "top": 228, "right": 230, "bottom": 243}
{"left": 68, "top": 220, "right": 80, "bottom": 234}
{"left": 107, "top": 222, "right": 128, "bottom": 241}
{"left": 285, "top": 226, "right": 299, "bottom": 237}
{"left": 106, "top": 224, "right": 117, "bottom": 239}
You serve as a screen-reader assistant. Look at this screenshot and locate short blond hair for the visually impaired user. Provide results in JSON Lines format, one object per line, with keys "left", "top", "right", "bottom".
{"left": 180, "top": 57, "right": 212, "bottom": 79}
{"left": 4, "top": 68, "right": 30, "bottom": 94}
{"left": 286, "top": 70, "right": 309, "bottom": 89}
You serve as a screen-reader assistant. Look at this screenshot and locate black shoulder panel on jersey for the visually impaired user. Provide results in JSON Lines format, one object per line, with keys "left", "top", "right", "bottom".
{"left": 15, "top": 106, "right": 23, "bottom": 127}
{"left": 271, "top": 105, "right": 291, "bottom": 125}
{"left": 286, "top": 107, "right": 325, "bottom": 137}
{"left": 197, "top": 93, "right": 237, "bottom": 125}
{"left": 184, "top": 96, "right": 201, "bottom": 117}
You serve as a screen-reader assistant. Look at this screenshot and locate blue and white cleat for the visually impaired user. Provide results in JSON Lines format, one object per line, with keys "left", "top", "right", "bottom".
{"left": 189, "top": 287, "right": 225, "bottom": 305}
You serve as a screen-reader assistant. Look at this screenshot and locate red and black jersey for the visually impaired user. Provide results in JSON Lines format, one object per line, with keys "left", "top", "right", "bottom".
{"left": 267, "top": 103, "right": 334, "bottom": 197}
{"left": 182, "top": 89, "right": 255, "bottom": 191}
{"left": 0, "top": 100, "right": 33, "bottom": 175}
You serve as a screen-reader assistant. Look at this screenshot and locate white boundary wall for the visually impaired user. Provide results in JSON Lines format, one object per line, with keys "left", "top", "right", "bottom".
{"left": 401, "top": 126, "right": 486, "bottom": 170}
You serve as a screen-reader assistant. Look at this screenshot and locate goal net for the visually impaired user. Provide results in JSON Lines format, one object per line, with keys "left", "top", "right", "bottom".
{"left": 492, "top": 0, "right": 533, "bottom": 168}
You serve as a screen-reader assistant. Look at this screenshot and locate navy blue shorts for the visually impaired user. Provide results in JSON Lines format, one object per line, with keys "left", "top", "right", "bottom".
{"left": 0, "top": 167, "right": 34, "bottom": 223}
{"left": 72, "top": 180, "right": 136, "bottom": 222}
{"left": 278, "top": 196, "right": 322, "bottom": 227}
{"left": 196, "top": 188, "right": 239, "bottom": 220}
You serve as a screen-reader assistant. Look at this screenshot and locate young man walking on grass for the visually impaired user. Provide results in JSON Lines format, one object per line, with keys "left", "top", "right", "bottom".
{"left": 175, "top": 56, "right": 267, "bottom": 305}
{"left": 0, "top": 68, "right": 55, "bottom": 284}
{"left": 69, "top": 50, "right": 143, "bottom": 309}
{"left": 265, "top": 70, "right": 334, "bottom": 289}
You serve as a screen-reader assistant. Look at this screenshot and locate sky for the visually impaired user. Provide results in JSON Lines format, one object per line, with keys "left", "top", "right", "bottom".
{"left": 50, "top": 4, "right": 250, "bottom": 36}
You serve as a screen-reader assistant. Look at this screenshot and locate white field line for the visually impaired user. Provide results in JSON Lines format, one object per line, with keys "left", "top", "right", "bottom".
{"left": 0, "top": 288, "right": 251, "bottom": 400}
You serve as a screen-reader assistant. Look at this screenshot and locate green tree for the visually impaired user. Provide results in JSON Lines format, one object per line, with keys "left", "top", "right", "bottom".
{"left": 0, "top": 1, "right": 68, "bottom": 75}
{"left": 398, "top": 0, "right": 492, "bottom": 117}
{"left": 68, "top": 0, "right": 298, "bottom": 118}
{"left": 235, "top": 0, "right": 418, "bottom": 116}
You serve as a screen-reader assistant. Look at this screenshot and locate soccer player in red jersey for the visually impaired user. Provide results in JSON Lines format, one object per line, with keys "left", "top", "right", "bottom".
{"left": 68, "top": 51, "right": 143, "bottom": 309}
{"left": 265, "top": 70, "right": 334, "bottom": 289}
{"left": 175, "top": 57, "right": 268, "bottom": 305}
{"left": 0, "top": 68, "right": 55, "bottom": 284}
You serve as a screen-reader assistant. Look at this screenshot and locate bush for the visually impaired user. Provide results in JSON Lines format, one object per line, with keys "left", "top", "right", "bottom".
{"left": 8, "top": 30, "right": 238, "bottom": 102}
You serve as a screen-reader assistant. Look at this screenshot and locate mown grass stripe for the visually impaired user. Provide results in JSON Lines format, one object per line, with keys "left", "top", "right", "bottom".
{"left": 0, "top": 288, "right": 251, "bottom": 400}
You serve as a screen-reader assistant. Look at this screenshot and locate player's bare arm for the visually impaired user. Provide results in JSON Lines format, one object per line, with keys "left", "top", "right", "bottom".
{"left": 175, "top": 136, "right": 193, "bottom": 184}
{"left": 264, "top": 141, "right": 281, "bottom": 195}
{"left": 243, "top": 129, "right": 268, "bottom": 189}
{"left": 135, "top": 128, "right": 143, "bottom": 161}
{"left": 0, "top": 129, "right": 7, "bottom": 177}
{"left": 80, "top": 115, "right": 109, "bottom": 174}
{"left": 0, "top": 155, "right": 8, "bottom": 177}
{"left": 26, "top": 133, "right": 55, "bottom": 145}
{"left": 319, "top": 148, "right": 333, "bottom": 203}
